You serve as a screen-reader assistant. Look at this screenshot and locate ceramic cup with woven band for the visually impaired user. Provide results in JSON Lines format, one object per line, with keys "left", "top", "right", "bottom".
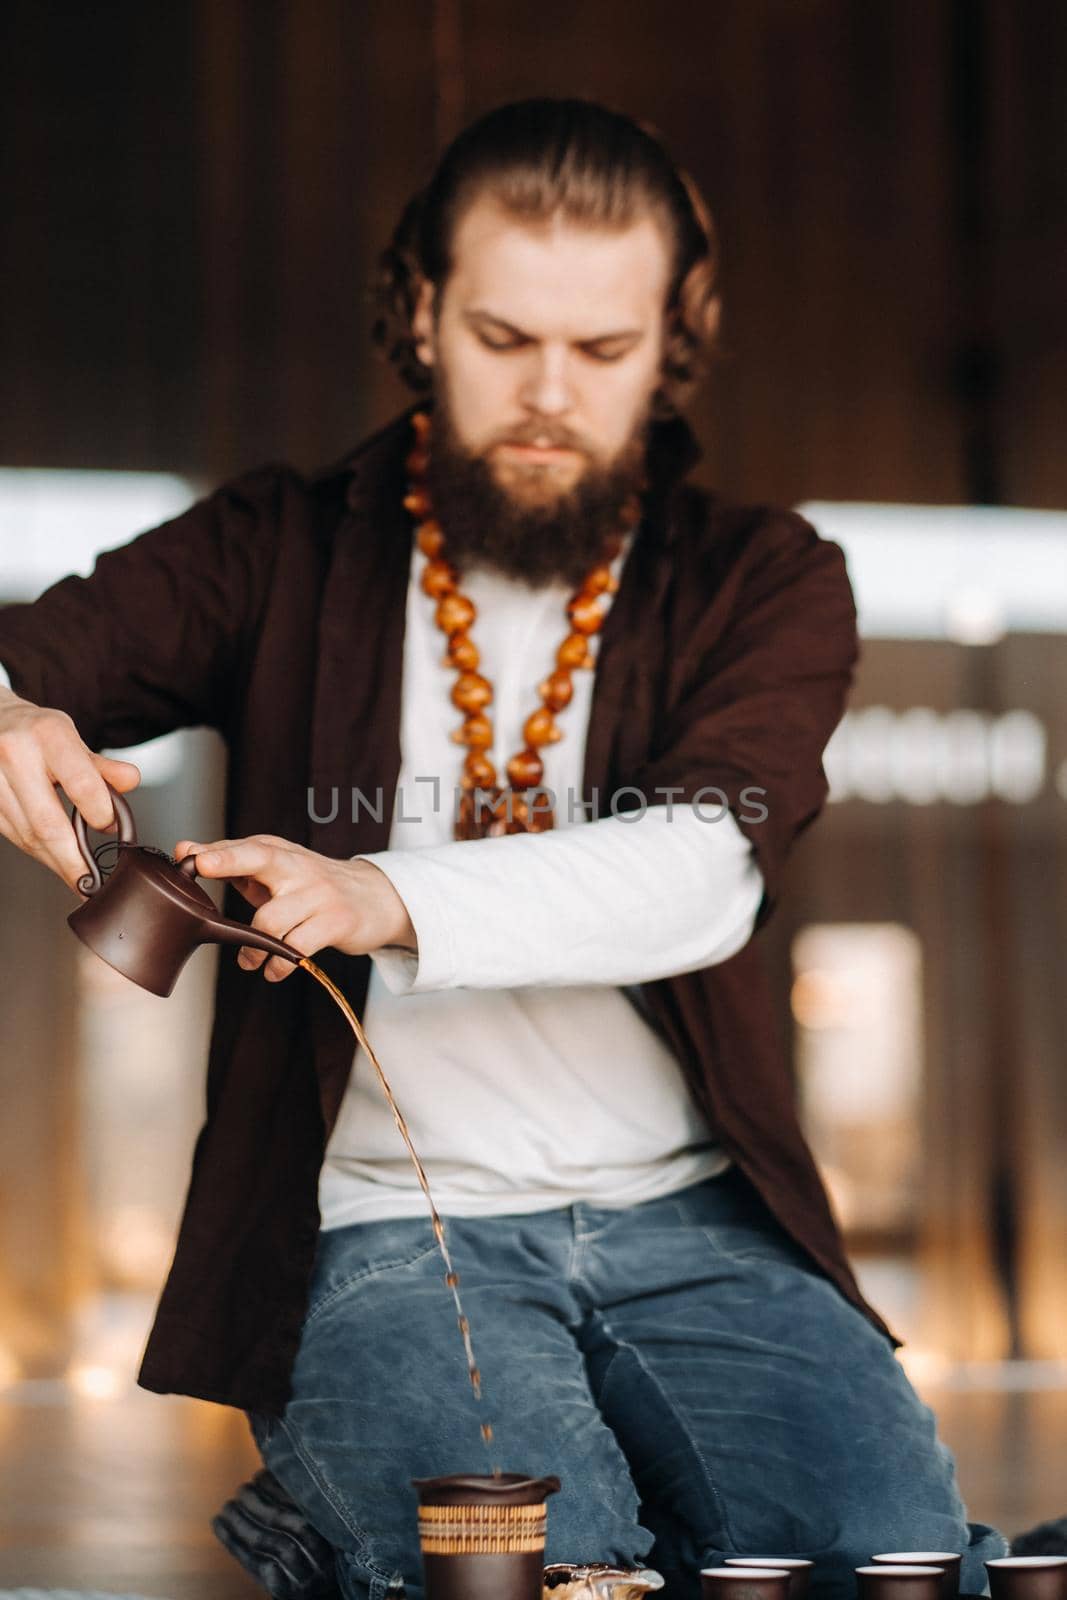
{"left": 873, "top": 1552, "right": 962, "bottom": 1600}
{"left": 986, "top": 1557, "right": 1067, "bottom": 1600}
{"left": 701, "top": 1566, "right": 792, "bottom": 1600}
{"left": 856, "top": 1564, "right": 947, "bottom": 1600}
{"left": 412, "top": 1472, "right": 561, "bottom": 1600}
{"left": 725, "top": 1557, "right": 815, "bottom": 1599}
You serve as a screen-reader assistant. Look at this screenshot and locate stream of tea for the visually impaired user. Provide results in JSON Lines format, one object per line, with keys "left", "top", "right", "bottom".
{"left": 298, "top": 956, "right": 501, "bottom": 1477}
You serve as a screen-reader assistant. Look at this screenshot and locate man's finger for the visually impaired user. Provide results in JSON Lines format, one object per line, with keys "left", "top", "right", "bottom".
{"left": 94, "top": 754, "right": 142, "bottom": 793}
{"left": 2, "top": 756, "right": 91, "bottom": 888}
{"left": 51, "top": 747, "right": 130, "bottom": 835}
{"left": 260, "top": 914, "right": 331, "bottom": 982}
{"left": 171, "top": 845, "right": 270, "bottom": 910}
{"left": 180, "top": 839, "right": 282, "bottom": 883}
{"left": 237, "top": 887, "right": 322, "bottom": 971}
{"left": 0, "top": 771, "right": 44, "bottom": 868}
{"left": 229, "top": 875, "right": 272, "bottom": 909}
{"left": 175, "top": 837, "right": 224, "bottom": 860}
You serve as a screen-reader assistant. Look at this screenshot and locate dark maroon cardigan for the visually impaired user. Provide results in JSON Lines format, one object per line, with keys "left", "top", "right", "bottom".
{"left": 0, "top": 410, "right": 891, "bottom": 1412}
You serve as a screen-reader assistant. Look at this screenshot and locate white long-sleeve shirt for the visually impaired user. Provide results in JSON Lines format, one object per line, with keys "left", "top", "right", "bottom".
{"left": 317, "top": 534, "right": 764, "bottom": 1228}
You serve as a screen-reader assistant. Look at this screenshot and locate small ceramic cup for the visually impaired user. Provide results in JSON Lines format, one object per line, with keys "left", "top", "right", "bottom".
{"left": 856, "top": 1564, "right": 946, "bottom": 1600}
{"left": 724, "top": 1557, "right": 815, "bottom": 1599}
{"left": 874, "top": 1552, "right": 962, "bottom": 1600}
{"left": 986, "top": 1557, "right": 1067, "bottom": 1600}
{"left": 701, "top": 1567, "right": 792, "bottom": 1600}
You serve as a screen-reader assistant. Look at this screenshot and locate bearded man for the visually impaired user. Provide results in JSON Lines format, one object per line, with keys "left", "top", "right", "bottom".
{"left": 0, "top": 100, "right": 1006, "bottom": 1599}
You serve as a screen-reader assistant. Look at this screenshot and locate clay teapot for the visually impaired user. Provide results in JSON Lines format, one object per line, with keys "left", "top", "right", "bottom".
{"left": 67, "top": 782, "right": 303, "bottom": 996}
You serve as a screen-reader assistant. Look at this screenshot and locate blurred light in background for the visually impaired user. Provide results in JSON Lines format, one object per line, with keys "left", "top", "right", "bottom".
{"left": 66, "top": 1363, "right": 129, "bottom": 1402}
{"left": 792, "top": 923, "right": 924, "bottom": 1240}
{"left": 76, "top": 939, "right": 217, "bottom": 1296}
{"left": 0, "top": 1342, "right": 21, "bottom": 1390}
{"left": 0, "top": 468, "right": 201, "bottom": 787}
{"left": 800, "top": 502, "right": 1067, "bottom": 639}
{"left": 824, "top": 708, "right": 1047, "bottom": 805}
{"left": 0, "top": 468, "right": 197, "bottom": 598}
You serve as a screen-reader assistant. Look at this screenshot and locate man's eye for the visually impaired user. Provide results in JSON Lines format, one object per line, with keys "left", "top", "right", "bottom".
{"left": 580, "top": 344, "right": 629, "bottom": 363}
{"left": 478, "top": 333, "right": 526, "bottom": 352}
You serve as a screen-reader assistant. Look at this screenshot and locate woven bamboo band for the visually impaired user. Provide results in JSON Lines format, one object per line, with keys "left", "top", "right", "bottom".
{"left": 417, "top": 1500, "right": 548, "bottom": 1554}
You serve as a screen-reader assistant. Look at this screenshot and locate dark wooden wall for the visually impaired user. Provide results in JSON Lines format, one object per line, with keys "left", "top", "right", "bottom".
{"left": 1, "top": 1, "right": 1064, "bottom": 505}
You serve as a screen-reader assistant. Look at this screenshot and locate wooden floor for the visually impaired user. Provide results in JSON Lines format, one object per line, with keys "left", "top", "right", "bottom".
{"left": 931, "top": 1379, "right": 1067, "bottom": 1537}
{"left": 0, "top": 1378, "right": 1063, "bottom": 1596}
{"left": 0, "top": 1385, "right": 262, "bottom": 1598}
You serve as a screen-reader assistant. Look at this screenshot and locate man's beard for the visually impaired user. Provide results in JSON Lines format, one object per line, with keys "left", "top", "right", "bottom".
{"left": 424, "top": 390, "right": 649, "bottom": 588}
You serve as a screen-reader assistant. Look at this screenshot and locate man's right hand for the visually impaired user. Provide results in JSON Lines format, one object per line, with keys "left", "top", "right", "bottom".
{"left": 0, "top": 686, "right": 141, "bottom": 893}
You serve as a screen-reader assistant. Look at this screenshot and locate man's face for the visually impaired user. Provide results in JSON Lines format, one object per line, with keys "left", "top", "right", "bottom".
{"left": 413, "top": 195, "right": 672, "bottom": 507}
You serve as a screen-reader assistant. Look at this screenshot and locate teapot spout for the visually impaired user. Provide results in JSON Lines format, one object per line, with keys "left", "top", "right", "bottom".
{"left": 207, "top": 916, "right": 306, "bottom": 968}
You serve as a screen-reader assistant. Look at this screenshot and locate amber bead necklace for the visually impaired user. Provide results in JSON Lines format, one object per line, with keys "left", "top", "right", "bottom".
{"left": 403, "top": 411, "right": 640, "bottom": 841}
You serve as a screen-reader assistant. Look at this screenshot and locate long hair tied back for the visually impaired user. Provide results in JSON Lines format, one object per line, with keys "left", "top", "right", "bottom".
{"left": 373, "top": 98, "right": 721, "bottom": 415}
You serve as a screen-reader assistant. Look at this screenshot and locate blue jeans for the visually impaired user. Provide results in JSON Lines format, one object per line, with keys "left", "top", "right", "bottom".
{"left": 249, "top": 1170, "right": 1005, "bottom": 1599}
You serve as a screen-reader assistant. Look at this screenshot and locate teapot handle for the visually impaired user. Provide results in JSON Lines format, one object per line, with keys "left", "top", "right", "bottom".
{"left": 72, "top": 780, "right": 138, "bottom": 896}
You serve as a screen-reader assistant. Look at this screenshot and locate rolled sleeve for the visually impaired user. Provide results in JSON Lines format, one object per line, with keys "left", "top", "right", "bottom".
{"left": 358, "top": 803, "right": 763, "bottom": 994}
{"left": 361, "top": 846, "right": 460, "bottom": 994}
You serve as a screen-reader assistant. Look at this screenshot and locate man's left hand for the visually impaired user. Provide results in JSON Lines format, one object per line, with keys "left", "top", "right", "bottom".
{"left": 173, "top": 835, "right": 417, "bottom": 982}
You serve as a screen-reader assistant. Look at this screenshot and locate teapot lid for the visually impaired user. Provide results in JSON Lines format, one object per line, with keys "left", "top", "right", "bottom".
{"left": 412, "top": 1472, "right": 561, "bottom": 1506}
{"left": 119, "top": 842, "right": 218, "bottom": 912}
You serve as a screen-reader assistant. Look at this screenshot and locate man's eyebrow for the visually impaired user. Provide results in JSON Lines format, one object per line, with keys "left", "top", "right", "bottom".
{"left": 463, "top": 309, "right": 644, "bottom": 345}
{"left": 578, "top": 328, "right": 644, "bottom": 348}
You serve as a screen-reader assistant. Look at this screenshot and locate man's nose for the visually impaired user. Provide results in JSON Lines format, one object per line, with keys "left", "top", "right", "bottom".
{"left": 519, "top": 346, "right": 573, "bottom": 416}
